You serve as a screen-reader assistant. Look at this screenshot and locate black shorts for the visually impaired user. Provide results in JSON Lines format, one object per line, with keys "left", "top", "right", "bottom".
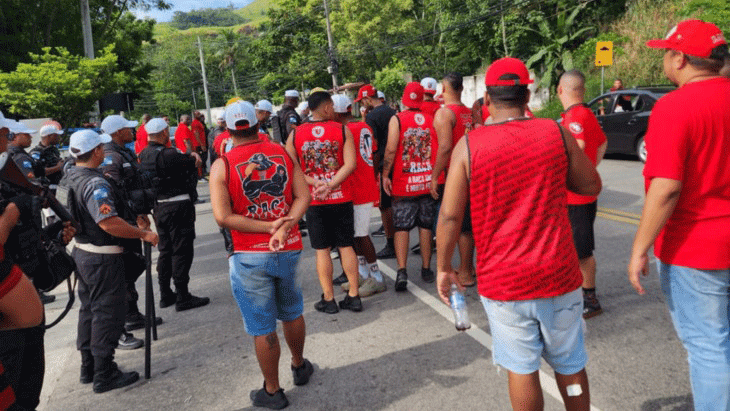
{"left": 434, "top": 185, "right": 471, "bottom": 234}
{"left": 568, "top": 202, "right": 597, "bottom": 260}
{"left": 306, "top": 203, "right": 355, "bottom": 250}
{"left": 379, "top": 174, "right": 392, "bottom": 210}
{"left": 392, "top": 195, "right": 439, "bottom": 232}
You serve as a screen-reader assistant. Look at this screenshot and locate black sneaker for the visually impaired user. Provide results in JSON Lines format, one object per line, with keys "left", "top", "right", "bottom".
{"left": 159, "top": 292, "right": 177, "bottom": 309}
{"left": 93, "top": 367, "right": 139, "bottom": 394}
{"left": 175, "top": 294, "right": 210, "bottom": 312}
{"left": 80, "top": 364, "right": 94, "bottom": 384}
{"left": 40, "top": 292, "right": 56, "bottom": 305}
{"left": 250, "top": 382, "right": 289, "bottom": 410}
{"left": 339, "top": 294, "right": 362, "bottom": 312}
{"left": 376, "top": 244, "right": 396, "bottom": 259}
{"left": 118, "top": 332, "right": 144, "bottom": 350}
{"left": 583, "top": 292, "right": 603, "bottom": 319}
{"left": 314, "top": 295, "right": 339, "bottom": 314}
{"left": 124, "top": 312, "right": 164, "bottom": 332}
{"left": 421, "top": 268, "right": 435, "bottom": 283}
{"left": 372, "top": 225, "right": 385, "bottom": 237}
{"left": 332, "top": 272, "right": 348, "bottom": 285}
{"left": 395, "top": 269, "right": 408, "bottom": 292}
{"left": 292, "top": 359, "right": 314, "bottom": 386}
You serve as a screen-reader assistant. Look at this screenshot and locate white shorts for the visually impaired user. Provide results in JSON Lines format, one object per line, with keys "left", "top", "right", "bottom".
{"left": 353, "top": 202, "right": 374, "bottom": 238}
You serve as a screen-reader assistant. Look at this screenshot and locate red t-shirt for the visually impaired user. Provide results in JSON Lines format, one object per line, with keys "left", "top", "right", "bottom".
{"left": 135, "top": 126, "right": 148, "bottom": 154}
{"left": 174, "top": 124, "right": 195, "bottom": 153}
{"left": 443, "top": 104, "right": 473, "bottom": 175}
{"left": 469, "top": 119, "right": 581, "bottom": 301}
{"left": 392, "top": 110, "right": 437, "bottom": 197}
{"left": 643, "top": 77, "right": 730, "bottom": 269}
{"left": 346, "top": 122, "right": 379, "bottom": 205}
{"left": 224, "top": 141, "right": 302, "bottom": 252}
{"left": 420, "top": 100, "right": 441, "bottom": 118}
{"left": 213, "top": 130, "right": 231, "bottom": 156}
{"left": 562, "top": 103, "right": 606, "bottom": 205}
{"left": 293, "top": 121, "right": 353, "bottom": 206}
{"left": 191, "top": 119, "right": 205, "bottom": 148}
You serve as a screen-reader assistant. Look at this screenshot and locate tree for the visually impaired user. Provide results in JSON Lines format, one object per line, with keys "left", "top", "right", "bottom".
{"left": 373, "top": 62, "right": 408, "bottom": 102}
{"left": 0, "top": 46, "right": 123, "bottom": 126}
{"left": 214, "top": 29, "right": 241, "bottom": 96}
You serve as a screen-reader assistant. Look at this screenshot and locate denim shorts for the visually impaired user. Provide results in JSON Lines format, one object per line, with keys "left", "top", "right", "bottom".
{"left": 229, "top": 251, "right": 303, "bottom": 336}
{"left": 481, "top": 288, "right": 587, "bottom": 375}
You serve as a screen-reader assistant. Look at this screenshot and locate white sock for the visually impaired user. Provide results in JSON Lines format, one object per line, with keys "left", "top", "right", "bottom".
{"left": 369, "top": 262, "right": 383, "bottom": 282}
{"left": 357, "top": 256, "right": 369, "bottom": 279}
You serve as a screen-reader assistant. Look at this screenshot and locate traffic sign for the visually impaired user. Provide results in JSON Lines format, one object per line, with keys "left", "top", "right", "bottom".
{"left": 595, "top": 41, "right": 613, "bottom": 67}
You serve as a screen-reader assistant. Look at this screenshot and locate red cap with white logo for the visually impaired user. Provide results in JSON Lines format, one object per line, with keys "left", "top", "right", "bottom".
{"left": 646, "top": 19, "right": 726, "bottom": 58}
{"left": 354, "top": 84, "right": 377, "bottom": 102}
{"left": 401, "top": 82, "right": 424, "bottom": 109}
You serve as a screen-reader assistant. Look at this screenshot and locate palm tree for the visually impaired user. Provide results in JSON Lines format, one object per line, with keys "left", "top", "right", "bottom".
{"left": 215, "top": 29, "right": 240, "bottom": 96}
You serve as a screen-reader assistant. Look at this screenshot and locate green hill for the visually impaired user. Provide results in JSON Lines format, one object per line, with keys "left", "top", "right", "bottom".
{"left": 153, "top": 0, "right": 274, "bottom": 39}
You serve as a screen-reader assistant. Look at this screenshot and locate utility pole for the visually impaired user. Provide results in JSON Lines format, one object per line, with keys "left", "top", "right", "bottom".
{"left": 197, "top": 36, "right": 212, "bottom": 126}
{"left": 323, "top": 0, "right": 338, "bottom": 90}
{"left": 80, "top": 0, "right": 100, "bottom": 122}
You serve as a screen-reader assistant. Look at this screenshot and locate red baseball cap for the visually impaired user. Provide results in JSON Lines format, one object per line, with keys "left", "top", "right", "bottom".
{"left": 401, "top": 82, "right": 424, "bottom": 109}
{"left": 354, "top": 84, "right": 377, "bottom": 102}
{"left": 485, "top": 57, "right": 534, "bottom": 86}
{"left": 646, "top": 19, "right": 726, "bottom": 58}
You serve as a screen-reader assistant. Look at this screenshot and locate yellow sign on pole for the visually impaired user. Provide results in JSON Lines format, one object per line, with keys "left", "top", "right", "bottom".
{"left": 595, "top": 41, "right": 613, "bottom": 67}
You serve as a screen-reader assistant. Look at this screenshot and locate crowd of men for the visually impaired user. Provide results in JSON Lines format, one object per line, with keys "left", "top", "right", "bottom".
{"left": 0, "top": 17, "right": 728, "bottom": 411}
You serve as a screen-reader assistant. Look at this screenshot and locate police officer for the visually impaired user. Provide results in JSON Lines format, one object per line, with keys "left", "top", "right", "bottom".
{"left": 8, "top": 124, "right": 43, "bottom": 180}
{"left": 99, "top": 115, "right": 163, "bottom": 348}
{"left": 139, "top": 118, "right": 210, "bottom": 311}
{"left": 273, "top": 90, "right": 301, "bottom": 144}
{"left": 59, "top": 129, "right": 158, "bottom": 393}
{"left": 30, "top": 124, "right": 65, "bottom": 190}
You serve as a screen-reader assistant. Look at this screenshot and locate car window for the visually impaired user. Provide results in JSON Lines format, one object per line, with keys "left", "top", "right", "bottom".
{"left": 589, "top": 95, "right": 615, "bottom": 116}
{"left": 613, "top": 94, "right": 639, "bottom": 113}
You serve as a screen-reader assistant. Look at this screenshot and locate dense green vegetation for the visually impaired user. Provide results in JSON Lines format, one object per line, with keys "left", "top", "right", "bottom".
{"left": 170, "top": 6, "right": 249, "bottom": 30}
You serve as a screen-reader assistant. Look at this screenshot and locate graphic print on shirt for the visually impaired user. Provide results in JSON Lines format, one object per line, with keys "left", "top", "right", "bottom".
{"left": 400, "top": 114, "right": 433, "bottom": 174}
{"left": 235, "top": 152, "right": 290, "bottom": 220}
{"left": 359, "top": 127, "right": 374, "bottom": 167}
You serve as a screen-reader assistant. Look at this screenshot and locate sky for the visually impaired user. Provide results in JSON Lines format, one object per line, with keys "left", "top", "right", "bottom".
{"left": 131, "top": 1, "right": 253, "bottom": 23}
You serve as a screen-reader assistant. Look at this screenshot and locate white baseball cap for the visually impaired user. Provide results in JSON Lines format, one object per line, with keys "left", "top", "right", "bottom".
{"left": 420, "top": 77, "right": 438, "bottom": 94}
{"left": 377, "top": 91, "right": 385, "bottom": 99}
{"left": 8, "top": 120, "right": 36, "bottom": 135}
{"left": 332, "top": 94, "right": 352, "bottom": 114}
{"left": 101, "top": 115, "right": 138, "bottom": 135}
{"left": 284, "top": 90, "right": 300, "bottom": 98}
{"left": 255, "top": 100, "right": 273, "bottom": 113}
{"left": 216, "top": 112, "right": 225, "bottom": 121}
{"left": 39, "top": 124, "right": 63, "bottom": 137}
{"left": 0, "top": 111, "right": 15, "bottom": 131}
{"left": 69, "top": 129, "right": 111, "bottom": 158}
{"left": 225, "top": 101, "right": 258, "bottom": 131}
{"left": 145, "top": 118, "right": 168, "bottom": 135}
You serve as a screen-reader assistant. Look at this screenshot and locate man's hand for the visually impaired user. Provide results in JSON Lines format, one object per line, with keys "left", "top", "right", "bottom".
{"left": 383, "top": 177, "right": 393, "bottom": 196}
{"left": 312, "top": 180, "right": 330, "bottom": 201}
{"left": 430, "top": 179, "right": 440, "bottom": 200}
{"left": 142, "top": 230, "right": 159, "bottom": 246}
{"left": 61, "top": 221, "right": 76, "bottom": 245}
{"left": 437, "top": 268, "right": 461, "bottom": 306}
{"left": 191, "top": 152, "right": 202, "bottom": 168}
{"left": 268, "top": 226, "right": 288, "bottom": 252}
{"left": 628, "top": 252, "right": 649, "bottom": 295}
{"left": 269, "top": 216, "right": 293, "bottom": 235}
{"left": 136, "top": 215, "right": 151, "bottom": 230}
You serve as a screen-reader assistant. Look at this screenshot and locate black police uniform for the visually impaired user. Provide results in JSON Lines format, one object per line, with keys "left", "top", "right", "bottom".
{"left": 139, "top": 142, "right": 209, "bottom": 311}
{"left": 59, "top": 165, "right": 138, "bottom": 391}
{"left": 207, "top": 126, "right": 225, "bottom": 164}
{"left": 29, "top": 143, "right": 63, "bottom": 188}
{"left": 8, "top": 145, "right": 42, "bottom": 179}
{"left": 276, "top": 104, "right": 301, "bottom": 144}
{"left": 99, "top": 142, "right": 158, "bottom": 332}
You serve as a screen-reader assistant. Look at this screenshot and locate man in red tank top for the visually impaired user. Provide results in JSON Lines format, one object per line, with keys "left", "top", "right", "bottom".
{"left": 436, "top": 57, "right": 601, "bottom": 410}
{"left": 558, "top": 70, "right": 608, "bottom": 320}
{"left": 419, "top": 77, "right": 441, "bottom": 117}
{"left": 210, "top": 101, "right": 313, "bottom": 409}
{"left": 431, "top": 72, "right": 475, "bottom": 288}
{"left": 332, "top": 95, "right": 386, "bottom": 297}
{"left": 285, "top": 92, "right": 362, "bottom": 314}
{"left": 382, "top": 82, "right": 439, "bottom": 291}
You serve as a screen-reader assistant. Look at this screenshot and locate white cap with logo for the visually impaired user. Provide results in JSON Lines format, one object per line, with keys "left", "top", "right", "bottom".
{"left": 255, "top": 100, "right": 273, "bottom": 113}
{"left": 225, "top": 101, "right": 258, "bottom": 131}
{"left": 145, "top": 118, "right": 168, "bottom": 135}
{"left": 69, "top": 129, "right": 111, "bottom": 158}
{"left": 40, "top": 124, "right": 63, "bottom": 137}
{"left": 377, "top": 90, "right": 385, "bottom": 100}
{"left": 0, "top": 111, "right": 15, "bottom": 131}
{"left": 420, "top": 77, "right": 438, "bottom": 94}
{"left": 332, "top": 94, "right": 352, "bottom": 114}
{"left": 101, "top": 115, "right": 138, "bottom": 135}
{"left": 8, "top": 121, "right": 36, "bottom": 135}
{"left": 284, "top": 90, "right": 300, "bottom": 98}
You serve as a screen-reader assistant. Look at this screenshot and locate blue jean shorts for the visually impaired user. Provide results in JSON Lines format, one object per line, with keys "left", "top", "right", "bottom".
{"left": 481, "top": 288, "right": 587, "bottom": 375}
{"left": 229, "top": 251, "right": 303, "bottom": 336}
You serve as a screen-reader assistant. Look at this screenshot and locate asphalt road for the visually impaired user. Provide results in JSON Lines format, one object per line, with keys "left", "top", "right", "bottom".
{"left": 38, "top": 155, "right": 693, "bottom": 411}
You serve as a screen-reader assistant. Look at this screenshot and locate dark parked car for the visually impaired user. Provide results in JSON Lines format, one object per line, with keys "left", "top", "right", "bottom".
{"left": 586, "top": 86, "right": 674, "bottom": 162}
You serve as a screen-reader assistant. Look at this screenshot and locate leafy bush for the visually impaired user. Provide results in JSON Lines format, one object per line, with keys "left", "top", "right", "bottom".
{"left": 171, "top": 7, "right": 249, "bottom": 30}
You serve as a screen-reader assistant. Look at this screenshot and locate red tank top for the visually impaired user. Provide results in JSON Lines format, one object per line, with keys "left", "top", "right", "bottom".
{"left": 445, "top": 104, "right": 473, "bottom": 174}
{"left": 392, "top": 110, "right": 437, "bottom": 197}
{"left": 468, "top": 119, "right": 581, "bottom": 301}
{"left": 420, "top": 100, "right": 441, "bottom": 117}
{"left": 225, "top": 140, "right": 302, "bottom": 252}
{"left": 294, "top": 121, "right": 353, "bottom": 206}
{"left": 347, "top": 122, "right": 379, "bottom": 205}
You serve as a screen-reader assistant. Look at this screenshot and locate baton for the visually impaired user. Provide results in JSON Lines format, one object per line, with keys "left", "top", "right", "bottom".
{"left": 144, "top": 241, "right": 153, "bottom": 379}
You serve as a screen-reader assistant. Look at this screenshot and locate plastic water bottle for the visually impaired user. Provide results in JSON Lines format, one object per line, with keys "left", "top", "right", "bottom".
{"left": 450, "top": 284, "right": 471, "bottom": 331}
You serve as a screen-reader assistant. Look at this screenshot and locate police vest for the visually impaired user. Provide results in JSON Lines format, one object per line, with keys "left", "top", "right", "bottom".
{"left": 58, "top": 167, "right": 120, "bottom": 246}
{"left": 224, "top": 140, "right": 302, "bottom": 252}
{"left": 293, "top": 121, "right": 352, "bottom": 206}
{"left": 392, "top": 110, "right": 437, "bottom": 197}
{"left": 103, "top": 142, "right": 155, "bottom": 216}
{"left": 468, "top": 119, "right": 581, "bottom": 301}
{"left": 138, "top": 144, "right": 197, "bottom": 201}
{"left": 30, "top": 144, "right": 62, "bottom": 185}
